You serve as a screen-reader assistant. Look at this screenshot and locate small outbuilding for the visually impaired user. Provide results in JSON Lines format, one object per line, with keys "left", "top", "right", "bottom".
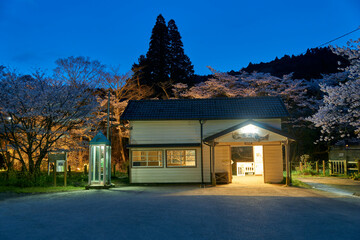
{"left": 120, "top": 97, "right": 294, "bottom": 185}
{"left": 329, "top": 139, "right": 360, "bottom": 175}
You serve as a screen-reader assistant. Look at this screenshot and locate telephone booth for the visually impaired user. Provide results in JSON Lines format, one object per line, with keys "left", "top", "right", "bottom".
{"left": 88, "top": 132, "right": 111, "bottom": 186}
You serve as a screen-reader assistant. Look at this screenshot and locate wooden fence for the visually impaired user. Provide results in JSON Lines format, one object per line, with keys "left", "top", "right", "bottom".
{"left": 329, "top": 159, "right": 360, "bottom": 175}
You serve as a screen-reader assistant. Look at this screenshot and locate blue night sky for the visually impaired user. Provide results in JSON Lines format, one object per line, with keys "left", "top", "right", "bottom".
{"left": 1, "top": 0, "right": 359, "bottom": 75}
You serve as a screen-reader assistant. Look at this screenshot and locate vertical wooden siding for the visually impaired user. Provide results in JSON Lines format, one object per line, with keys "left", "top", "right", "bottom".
{"left": 214, "top": 146, "right": 231, "bottom": 180}
{"left": 263, "top": 145, "right": 283, "bottom": 183}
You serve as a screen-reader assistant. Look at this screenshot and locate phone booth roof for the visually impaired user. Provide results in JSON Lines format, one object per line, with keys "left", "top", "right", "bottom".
{"left": 89, "top": 132, "right": 111, "bottom": 146}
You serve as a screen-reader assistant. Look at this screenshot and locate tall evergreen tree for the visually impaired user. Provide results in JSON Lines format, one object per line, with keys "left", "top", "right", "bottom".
{"left": 132, "top": 14, "right": 195, "bottom": 98}
{"left": 132, "top": 54, "right": 151, "bottom": 86}
{"left": 146, "top": 14, "right": 170, "bottom": 86}
{"left": 168, "top": 19, "right": 194, "bottom": 84}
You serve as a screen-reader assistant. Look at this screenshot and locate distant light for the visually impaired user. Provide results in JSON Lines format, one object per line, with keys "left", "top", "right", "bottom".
{"left": 7, "top": 117, "right": 11, "bottom": 120}
{"left": 240, "top": 124, "right": 258, "bottom": 134}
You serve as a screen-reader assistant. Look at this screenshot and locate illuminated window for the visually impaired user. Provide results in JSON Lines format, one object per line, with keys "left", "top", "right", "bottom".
{"left": 132, "top": 151, "right": 163, "bottom": 167}
{"left": 166, "top": 150, "right": 196, "bottom": 167}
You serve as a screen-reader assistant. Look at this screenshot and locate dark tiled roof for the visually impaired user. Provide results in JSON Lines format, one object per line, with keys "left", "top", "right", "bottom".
{"left": 120, "top": 97, "right": 289, "bottom": 120}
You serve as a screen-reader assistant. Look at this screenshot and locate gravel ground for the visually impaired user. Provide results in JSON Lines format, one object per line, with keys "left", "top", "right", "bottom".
{"left": 0, "top": 184, "right": 359, "bottom": 240}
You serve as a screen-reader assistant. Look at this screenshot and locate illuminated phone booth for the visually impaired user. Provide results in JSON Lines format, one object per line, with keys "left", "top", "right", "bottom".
{"left": 88, "top": 132, "right": 111, "bottom": 187}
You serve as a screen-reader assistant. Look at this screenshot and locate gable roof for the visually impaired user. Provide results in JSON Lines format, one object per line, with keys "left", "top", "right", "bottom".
{"left": 89, "top": 132, "right": 111, "bottom": 145}
{"left": 120, "top": 97, "right": 289, "bottom": 121}
{"left": 203, "top": 120, "right": 295, "bottom": 142}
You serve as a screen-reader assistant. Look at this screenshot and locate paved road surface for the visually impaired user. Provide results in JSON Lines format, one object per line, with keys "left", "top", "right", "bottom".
{"left": 1, "top": 184, "right": 359, "bottom": 240}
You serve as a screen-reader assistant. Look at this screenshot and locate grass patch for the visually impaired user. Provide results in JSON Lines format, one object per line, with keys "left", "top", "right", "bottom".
{"left": 289, "top": 170, "right": 331, "bottom": 177}
{"left": 0, "top": 185, "right": 83, "bottom": 194}
{"left": 291, "top": 179, "right": 312, "bottom": 189}
{"left": 0, "top": 170, "right": 130, "bottom": 194}
{"left": 280, "top": 176, "right": 311, "bottom": 188}
{"left": 0, "top": 171, "right": 89, "bottom": 193}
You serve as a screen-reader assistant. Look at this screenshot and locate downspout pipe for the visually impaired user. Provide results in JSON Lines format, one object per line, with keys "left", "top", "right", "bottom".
{"left": 199, "top": 120, "right": 204, "bottom": 187}
{"left": 203, "top": 141, "right": 216, "bottom": 186}
{"left": 203, "top": 141, "right": 212, "bottom": 185}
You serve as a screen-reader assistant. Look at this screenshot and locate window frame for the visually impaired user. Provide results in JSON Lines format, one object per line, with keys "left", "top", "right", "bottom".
{"left": 166, "top": 149, "right": 197, "bottom": 168}
{"left": 131, "top": 150, "right": 164, "bottom": 168}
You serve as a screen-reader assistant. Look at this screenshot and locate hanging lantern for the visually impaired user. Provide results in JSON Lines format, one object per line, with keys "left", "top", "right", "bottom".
{"left": 88, "top": 132, "right": 111, "bottom": 187}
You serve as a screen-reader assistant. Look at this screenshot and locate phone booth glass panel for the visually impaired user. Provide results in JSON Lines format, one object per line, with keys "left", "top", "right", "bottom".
{"left": 89, "top": 132, "right": 111, "bottom": 186}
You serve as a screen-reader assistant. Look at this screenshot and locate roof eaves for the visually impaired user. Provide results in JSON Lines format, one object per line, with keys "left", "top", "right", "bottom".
{"left": 127, "top": 143, "right": 201, "bottom": 148}
{"left": 203, "top": 120, "right": 295, "bottom": 142}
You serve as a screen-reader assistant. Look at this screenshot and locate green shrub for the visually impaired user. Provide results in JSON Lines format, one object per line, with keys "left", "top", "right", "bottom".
{"left": 300, "top": 162, "right": 319, "bottom": 176}
{"left": 0, "top": 171, "right": 89, "bottom": 188}
{"left": 349, "top": 173, "right": 360, "bottom": 180}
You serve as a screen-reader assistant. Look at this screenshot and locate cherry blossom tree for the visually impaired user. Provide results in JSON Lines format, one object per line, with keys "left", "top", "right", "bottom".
{"left": 97, "top": 67, "right": 152, "bottom": 172}
{"left": 54, "top": 56, "right": 107, "bottom": 87}
{"left": 307, "top": 39, "right": 360, "bottom": 142}
{"left": 51, "top": 56, "right": 110, "bottom": 169}
{"left": 0, "top": 68, "right": 98, "bottom": 181}
{"left": 173, "top": 67, "right": 327, "bottom": 161}
{"left": 173, "top": 66, "right": 317, "bottom": 122}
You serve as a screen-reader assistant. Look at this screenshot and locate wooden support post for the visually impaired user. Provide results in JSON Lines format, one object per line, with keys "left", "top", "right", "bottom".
{"left": 300, "top": 162, "right": 303, "bottom": 172}
{"left": 285, "top": 140, "right": 290, "bottom": 186}
{"left": 339, "top": 161, "right": 341, "bottom": 174}
{"left": 344, "top": 160, "right": 347, "bottom": 175}
{"left": 53, "top": 160, "right": 57, "bottom": 187}
{"left": 329, "top": 162, "right": 332, "bottom": 175}
{"left": 358, "top": 160, "right": 360, "bottom": 174}
{"left": 316, "top": 161, "right": 319, "bottom": 173}
{"left": 323, "top": 160, "right": 326, "bottom": 176}
{"left": 64, "top": 154, "right": 67, "bottom": 187}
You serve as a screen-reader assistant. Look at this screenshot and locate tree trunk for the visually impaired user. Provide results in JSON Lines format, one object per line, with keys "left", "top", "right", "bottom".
{"left": 79, "top": 136, "right": 83, "bottom": 165}
{"left": 4, "top": 151, "right": 14, "bottom": 181}
{"left": 118, "top": 132, "right": 127, "bottom": 170}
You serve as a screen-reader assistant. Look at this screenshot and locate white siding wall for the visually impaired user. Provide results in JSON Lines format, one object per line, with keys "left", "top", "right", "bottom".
{"left": 130, "top": 119, "right": 281, "bottom": 144}
{"left": 130, "top": 121, "right": 199, "bottom": 144}
{"left": 129, "top": 118, "right": 282, "bottom": 184}
{"left": 263, "top": 145, "right": 283, "bottom": 183}
{"left": 131, "top": 147, "right": 212, "bottom": 183}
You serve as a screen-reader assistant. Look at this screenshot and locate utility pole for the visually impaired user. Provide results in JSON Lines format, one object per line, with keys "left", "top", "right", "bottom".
{"left": 107, "top": 90, "right": 110, "bottom": 140}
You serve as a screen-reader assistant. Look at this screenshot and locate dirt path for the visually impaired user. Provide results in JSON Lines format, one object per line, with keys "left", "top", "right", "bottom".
{"left": 297, "top": 177, "right": 360, "bottom": 196}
